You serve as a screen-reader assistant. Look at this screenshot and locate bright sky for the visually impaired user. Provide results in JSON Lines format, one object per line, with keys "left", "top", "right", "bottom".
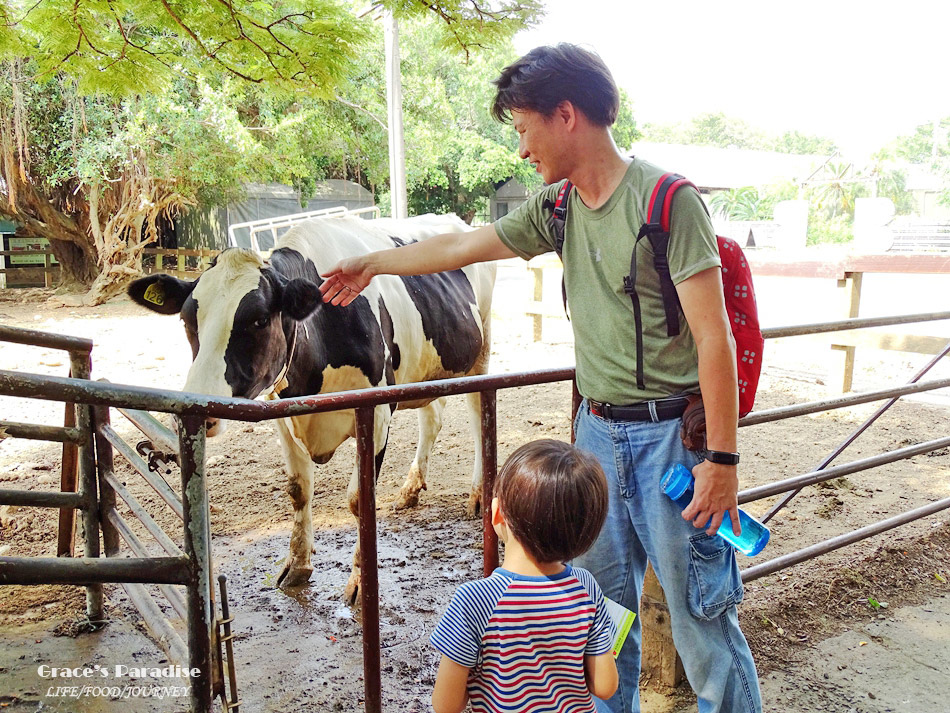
{"left": 513, "top": 0, "right": 950, "bottom": 159}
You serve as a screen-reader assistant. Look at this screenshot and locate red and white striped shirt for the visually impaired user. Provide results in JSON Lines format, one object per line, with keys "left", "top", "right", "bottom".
{"left": 431, "top": 565, "right": 614, "bottom": 713}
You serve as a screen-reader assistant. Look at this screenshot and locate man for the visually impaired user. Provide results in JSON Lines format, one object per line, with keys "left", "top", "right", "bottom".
{"left": 320, "top": 43, "right": 762, "bottom": 713}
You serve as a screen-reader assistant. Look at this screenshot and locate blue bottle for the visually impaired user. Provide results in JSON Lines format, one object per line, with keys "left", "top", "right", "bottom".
{"left": 660, "top": 463, "right": 770, "bottom": 556}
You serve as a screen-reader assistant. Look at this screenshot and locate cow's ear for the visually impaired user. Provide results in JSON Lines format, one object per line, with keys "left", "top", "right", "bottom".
{"left": 281, "top": 278, "right": 321, "bottom": 321}
{"left": 128, "top": 274, "right": 195, "bottom": 315}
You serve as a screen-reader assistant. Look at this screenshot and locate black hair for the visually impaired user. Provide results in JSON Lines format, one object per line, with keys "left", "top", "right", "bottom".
{"left": 496, "top": 439, "right": 608, "bottom": 564}
{"left": 491, "top": 43, "right": 620, "bottom": 126}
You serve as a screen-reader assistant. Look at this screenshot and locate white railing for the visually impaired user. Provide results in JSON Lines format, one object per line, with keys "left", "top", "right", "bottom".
{"left": 228, "top": 205, "right": 382, "bottom": 252}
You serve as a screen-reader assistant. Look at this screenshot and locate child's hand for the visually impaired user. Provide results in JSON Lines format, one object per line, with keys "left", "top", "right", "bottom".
{"left": 585, "top": 651, "right": 618, "bottom": 699}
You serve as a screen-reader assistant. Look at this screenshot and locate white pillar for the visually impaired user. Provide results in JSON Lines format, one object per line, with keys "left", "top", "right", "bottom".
{"left": 385, "top": 13, "right": 408, "bottom": 219}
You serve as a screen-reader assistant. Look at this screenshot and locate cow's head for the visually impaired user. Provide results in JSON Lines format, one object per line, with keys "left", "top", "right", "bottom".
{"left": 129, "top": 248, "right": 321, "bottom": 435}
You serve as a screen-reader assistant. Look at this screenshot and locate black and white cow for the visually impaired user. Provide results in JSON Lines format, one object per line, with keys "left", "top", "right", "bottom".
{"left": 129, "top": 214, "right": 495, "bottom": 599}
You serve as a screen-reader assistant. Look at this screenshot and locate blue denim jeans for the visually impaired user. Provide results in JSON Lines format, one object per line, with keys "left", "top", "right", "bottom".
{"left": 573, "top": 400, "right": 762, "bottom": 713}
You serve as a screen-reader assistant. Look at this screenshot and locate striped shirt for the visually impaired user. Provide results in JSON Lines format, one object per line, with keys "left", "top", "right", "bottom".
{"left": 430, "top": 565, "right": 615, "bottom": 713}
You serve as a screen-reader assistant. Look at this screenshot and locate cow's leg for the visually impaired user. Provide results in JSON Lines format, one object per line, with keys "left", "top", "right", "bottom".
{"left": 275, "top": 418, "right": 317, "bottom": 588}
{"left": 393, "top": 397, "right": 446, "bottom": 510}
{"left": 344, "top": 404, "right": 392, "bottom": 605}
{"left": 464, "top": 390, "right": 485, "bottom": 517}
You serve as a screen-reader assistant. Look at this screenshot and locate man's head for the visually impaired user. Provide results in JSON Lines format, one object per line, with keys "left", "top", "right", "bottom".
{"left": 493, "top": 439, "right": 608, "bottom": 564}
{"left": 491, "top": 43, "right": 620, "bottom": 127}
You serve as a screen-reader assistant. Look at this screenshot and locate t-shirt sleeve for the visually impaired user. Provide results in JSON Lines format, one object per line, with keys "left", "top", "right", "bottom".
{"left": 429, "top": 583, "right": 486, "bottom": 668}
{"left": 574, "top": 568, "right": 616, "bottom": 656}
{"left": 494, "top": 183, "right": 562, "bottom": 260}
{"left": 667, "top": 186, "right": 721, "bottom": 285}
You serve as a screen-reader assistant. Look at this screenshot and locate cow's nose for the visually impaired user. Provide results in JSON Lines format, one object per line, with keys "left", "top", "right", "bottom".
{"left": 205, "top": 417, "right": 226, "bottom": 437}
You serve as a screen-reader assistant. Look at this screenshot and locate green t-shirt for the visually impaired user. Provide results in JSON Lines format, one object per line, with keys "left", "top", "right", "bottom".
{"left": 495, "top": 158, "right": 720, "bottom": 405}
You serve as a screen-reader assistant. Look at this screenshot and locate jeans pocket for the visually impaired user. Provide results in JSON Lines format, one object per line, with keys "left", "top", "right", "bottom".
{"left": 686, "top": 533, "right": 744, "bottom": 620}
{"left": 572, "top": 400, "right": 585, "bottom": 437}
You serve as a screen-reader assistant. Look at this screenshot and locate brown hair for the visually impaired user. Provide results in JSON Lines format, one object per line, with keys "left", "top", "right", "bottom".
{"left": 495, "top": 439, "right": 608, "bottom": 564}
{"left": 491, "top": 43, "right": 620, "bottom": 126}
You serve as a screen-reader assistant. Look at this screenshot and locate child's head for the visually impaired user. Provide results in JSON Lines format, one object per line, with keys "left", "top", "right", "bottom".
{"left": 494, "top": 439, "right": 608, "bottom": 564}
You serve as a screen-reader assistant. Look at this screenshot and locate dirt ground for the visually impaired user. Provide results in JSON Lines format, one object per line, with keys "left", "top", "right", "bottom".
{"left": 1, "top": 259, "right": 949, "bottom": 712}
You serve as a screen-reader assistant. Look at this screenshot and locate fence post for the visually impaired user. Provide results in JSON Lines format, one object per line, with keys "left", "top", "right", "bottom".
{"left": 481, "top": 390, "right": 498, "bottom": 575}
{"left": 93, "top": 406, "right": 120, "bottom": 557}
{"left": 57, "top": 397, "right": 79, "bottom": 557}
{"left": 355, "top": 406, "right": 382, "bottom": 713}
{"left": 178, "top": 415, "right": 214, "bottom": 713}
{"left": 640, "top": 565, "right": 685, "bottom": 687}
{"left": 831, "top": 271, "right": 863, "bottom": 392}
{"left": 531, "top": 267, "right": 544, "bottom": 341}
{"left": 69, "top": 351, "right": 103, "bottom": 620}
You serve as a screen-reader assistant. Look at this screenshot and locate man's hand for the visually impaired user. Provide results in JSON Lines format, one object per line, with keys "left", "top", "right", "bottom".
{"left": 319, "top": 256, "right": 374, "bottom": 306}
{"left": 681, "top": 459, "right": 740, "bottom": 536}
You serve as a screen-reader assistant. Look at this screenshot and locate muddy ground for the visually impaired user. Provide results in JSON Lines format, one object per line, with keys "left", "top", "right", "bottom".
{"left": 1, "top": 259, "right": 949, "bottom": 712}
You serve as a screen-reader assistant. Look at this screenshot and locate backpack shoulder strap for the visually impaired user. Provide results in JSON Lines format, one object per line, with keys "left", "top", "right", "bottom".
{"left": 638, "top": 173, "right": 698, "bottom": 338}
{"left": 625, "top": 173, "right": 698, "bottom": 390}
{"left": 550, "top": 179, "right": 573, "bottom": 258}
{"left": 542, "top": 179, "right": 573, "bottom": 317}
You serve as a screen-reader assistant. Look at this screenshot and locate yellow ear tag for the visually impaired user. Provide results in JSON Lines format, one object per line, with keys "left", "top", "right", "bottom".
{"left": 143, "top": 282, "right": 165, "bottom": 306}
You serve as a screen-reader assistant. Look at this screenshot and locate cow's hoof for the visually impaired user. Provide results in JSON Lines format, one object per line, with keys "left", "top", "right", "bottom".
{"left": 276, "top": 561, "right": 314, "bottom": 589}
{"left": 344, "top": 572, "right": 361, "bottom": 606}
{"left": 393, "top": 488, "right": 420, "bottom": 510}
{"left": 467, "top": 491, "right": 481, "bottom": 519}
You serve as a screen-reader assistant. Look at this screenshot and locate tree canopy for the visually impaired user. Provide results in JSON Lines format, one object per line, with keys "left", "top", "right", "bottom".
{"left": 641, "top": 112, "right": 837, "bottom": 156}
{"left": 0, "top": 0, "right": 540, "bottom": 95}
{"left": 0, "top": 0, "right": 544, "bottom": 302}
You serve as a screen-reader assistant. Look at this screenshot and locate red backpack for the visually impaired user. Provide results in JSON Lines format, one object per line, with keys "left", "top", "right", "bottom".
{"left": 547, "top": 173, "right": 763, "bottom": 417}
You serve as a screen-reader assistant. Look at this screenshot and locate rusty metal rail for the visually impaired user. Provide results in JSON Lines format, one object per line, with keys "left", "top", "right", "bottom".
{"left": 2, "top": 312, "right": 949, "bottom": 712}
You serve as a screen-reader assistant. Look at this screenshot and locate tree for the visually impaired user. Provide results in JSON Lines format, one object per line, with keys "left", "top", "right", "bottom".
{"left": 0, "top": 0, "right": 542, "bottom": 301}
{"left": 396, "top": 23, "right": 539, "bottom": 220}
{"left": 610, "top": 88, "right": 641, "bottom": 151}
{"left": 881, "top": 116, "right": 950, "bottom": 208}
{"left": 709, "top": 187, "right": 770, "bottom": 221}
{"left": 771, "top": 130, "right": 837, "bottom": 156}
{"left": 642, "top": 112, "right": 769, "bottom": 150}
{"left": 641, "top": 113, "right": 836, "bottom": 156}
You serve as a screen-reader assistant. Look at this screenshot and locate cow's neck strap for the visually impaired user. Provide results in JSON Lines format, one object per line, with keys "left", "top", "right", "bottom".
{"left": 263, "top": 321, "right": 304, "bottom": 399}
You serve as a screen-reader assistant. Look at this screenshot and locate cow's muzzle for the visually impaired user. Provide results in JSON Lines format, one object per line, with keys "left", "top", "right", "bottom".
{"left": 204, "top": 417, "right": 227, "bottom": 437}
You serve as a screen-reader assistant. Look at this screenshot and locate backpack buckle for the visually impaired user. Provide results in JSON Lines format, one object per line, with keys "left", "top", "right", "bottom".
{"left": 622, "top": 275, "right": 636, "bottom": 295}
{"left": 637, "top": 222, "right": 664, "bottom": 240}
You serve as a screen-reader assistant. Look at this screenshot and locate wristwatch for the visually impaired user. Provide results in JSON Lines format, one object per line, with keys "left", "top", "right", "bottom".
{"left": 703, "top": 450, "right": 740, "bottom": 465}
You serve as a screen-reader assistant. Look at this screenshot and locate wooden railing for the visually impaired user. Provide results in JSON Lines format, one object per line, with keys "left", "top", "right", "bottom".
{"left": 0, "top": 249, "right": 59, "bottom": 287}
{"left": 0, "top": 248, "right": 225, "bottom": 288}
{"left": 141, "top": 248, "right": 221, "bottom": 278}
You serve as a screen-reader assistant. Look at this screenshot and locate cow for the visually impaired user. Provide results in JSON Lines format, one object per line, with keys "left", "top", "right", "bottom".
{"left": 128, "top": 214, "right": 495, "bottom": 601}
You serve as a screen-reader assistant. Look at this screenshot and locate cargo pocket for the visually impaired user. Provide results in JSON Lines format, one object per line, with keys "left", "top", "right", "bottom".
{"left": 686, "top": 533, "right": 744, "bottom": 620}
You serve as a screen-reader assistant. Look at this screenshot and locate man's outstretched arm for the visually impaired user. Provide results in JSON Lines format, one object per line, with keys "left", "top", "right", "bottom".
{"left": 319, "top": 223, "right": 516, "bottom": 306}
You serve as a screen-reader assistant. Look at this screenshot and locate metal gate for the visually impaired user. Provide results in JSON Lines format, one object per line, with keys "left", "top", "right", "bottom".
{"left": 2, "top": 311, "right": 949, "bottom": 712}
{"left": 0, "top": 325, "right": 237, "bottom": 712}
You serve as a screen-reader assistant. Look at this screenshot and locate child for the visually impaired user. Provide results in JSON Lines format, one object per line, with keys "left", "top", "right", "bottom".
{"left": 430, "top": 439, "right": 618, "bottom": 713}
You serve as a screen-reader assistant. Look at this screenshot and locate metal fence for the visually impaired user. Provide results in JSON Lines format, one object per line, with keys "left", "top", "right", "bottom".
{"left": 1, "top": 311, "right": 949, "bottom": 712}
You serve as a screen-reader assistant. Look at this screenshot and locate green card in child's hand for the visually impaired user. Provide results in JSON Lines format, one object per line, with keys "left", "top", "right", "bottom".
{"left": 604, "top": 597, "right": 636, "bottom": 659}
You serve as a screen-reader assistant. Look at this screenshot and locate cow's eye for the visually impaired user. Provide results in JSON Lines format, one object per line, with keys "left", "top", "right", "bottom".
{"left": 252, "top": 316, "right": 270, "bottom": 329}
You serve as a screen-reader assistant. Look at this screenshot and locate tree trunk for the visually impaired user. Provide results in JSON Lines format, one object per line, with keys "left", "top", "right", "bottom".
{"left": 48, "top": 238, "right": 98, "bottom": 288}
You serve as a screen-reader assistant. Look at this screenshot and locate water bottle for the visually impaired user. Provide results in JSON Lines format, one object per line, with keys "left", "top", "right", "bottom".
{"left": 660, "top": 463, "right": 770, "bottom": 556}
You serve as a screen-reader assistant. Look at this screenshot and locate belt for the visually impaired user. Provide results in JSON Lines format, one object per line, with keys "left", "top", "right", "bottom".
{"left": 588, "top": 395, "right": 691, "bottom": 422}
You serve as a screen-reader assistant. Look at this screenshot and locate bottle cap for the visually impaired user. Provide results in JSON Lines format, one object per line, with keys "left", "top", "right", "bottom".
{"left": 660, "top": 464, "right": 692, "bottom": 501}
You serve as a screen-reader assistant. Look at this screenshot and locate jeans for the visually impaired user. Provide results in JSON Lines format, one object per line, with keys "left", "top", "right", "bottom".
{"left": 573, "top": 400, "right": 762, "bottom": 713}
